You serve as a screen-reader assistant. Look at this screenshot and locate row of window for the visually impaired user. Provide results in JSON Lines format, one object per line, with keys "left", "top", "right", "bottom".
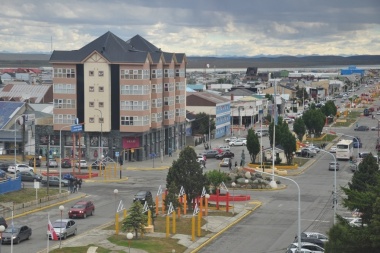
{"left": 54, "top": 99, "right": 76, "bottom": 109}
{"left": 54, "top": 68, "right": 76, "bottom": 78}
{"left": 216, "top": 115, "right": 230, "bottom": 124}
{"left": 53, "top": 84, "right": 76, "bottom": 94}
{"left": 120, "top": 85, "right": 150, "bottom": 95}
{"left": 121, "top": 115, "right": 150, "bottom": 126}
{"left": 89, "top": 86, "right": 104, "bottom": 92}
{"left": 120, "top": 101, "right": 150, "bottom": 111}
{"left": 120, "top": 69, "right": 150, "bottom": 80}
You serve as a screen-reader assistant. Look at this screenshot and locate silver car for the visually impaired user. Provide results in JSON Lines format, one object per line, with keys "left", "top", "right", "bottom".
{"left": 47, "top": 219, "right": 77, "bottom": 240}
{"left": 329, "top": 162, "right": 340, "bottom": 171}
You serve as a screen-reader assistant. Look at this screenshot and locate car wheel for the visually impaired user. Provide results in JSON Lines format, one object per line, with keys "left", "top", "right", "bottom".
{"left": 83, "top": 213, "right": 87, "bottom": 219}
{"left": 91, "top": 210, "right": 94, "bottom": 216}
{"left": 30, "top": 169, "right": 33, "bottom": 172}
{"left": 73, "top": 229, "right": 77, "bottom": 236}
{"left": 63, "top": 233, "right": 67, "bottom": 240}
{"left": 15, "top": 237, "right": 20, "bottom": 244}
{"left": 61, "top": 182, "right": 65, "bottom": 187}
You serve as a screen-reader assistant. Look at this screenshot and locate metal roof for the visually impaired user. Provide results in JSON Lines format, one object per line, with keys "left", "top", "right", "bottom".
{"left": 0, "top": 84, "right": 51, "bottom": 103}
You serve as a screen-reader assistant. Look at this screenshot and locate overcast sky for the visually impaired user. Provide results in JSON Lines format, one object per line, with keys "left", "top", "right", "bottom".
{"left": 1, "top": 0, "right": 379, "bottom": 56}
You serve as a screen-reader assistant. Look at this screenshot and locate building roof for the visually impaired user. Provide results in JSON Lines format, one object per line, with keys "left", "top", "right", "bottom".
{"left": 0, "top": 84, "right": 51, "bottom": 103}
{"left": 223, "top": 88, "right": 256, "bottom": 96}
{"left": 187, "top": 92, "right": 230, "bottom": 106}
{"left": 50, "top": 31, "right": 149, "bottom": 64}
{"left": 187, "top": 84, "right": 205, "bottom": 90}
{"left": 0, "top": 101, "right": 25, "bottom": 129}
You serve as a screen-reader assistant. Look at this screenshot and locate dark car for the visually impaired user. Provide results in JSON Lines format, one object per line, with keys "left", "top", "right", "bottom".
{"left": 294, "top": 236, "right": 325, "bottom": 249}
{"left": 215, "top": 151, "right": 235, "bottom": 160}
{"left": 354, "top": 125, "right": 369, "bottom": 131}
{"left": 353, "top": 137, "right": 362, "bottom": 148}
{"left": 28, "top": 157, "right": 41, "bottom": 167}
{"left": 0, "top": 170, "right": 8, "bottom": 180}
{"left": 133, "top": 191, "right": 153, "bottom": 204}
{"left": 199, "top": 150, "right": 219, "bottom": 158}
{"left": 1, "top": 225, "right": 32, "bottom": 244}
{"left": 0, "top": 162, "right": 11, "bottom": 172}
{"left": 68, "top": 200, "right": 95, "bottom": 219}
{"left": 19, "top": 171, "right": 42, "bottom": 182}
{"left": 61, "top": 158, "right": 72, "bottom": 168}
{"left": 0, "top": 216, "right": 7, "bottom": 228}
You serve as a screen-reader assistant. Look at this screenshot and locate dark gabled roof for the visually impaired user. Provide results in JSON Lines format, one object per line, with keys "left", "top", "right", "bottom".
{"left": 50, "top": 31, "right": 149, "bottom": 64}
{"left": 175, "top": 53, "right": 186, "bottom": 63}
{"left": 0, "top": 101, "right": 25, "bottom": 129}
{"left": 149, "top": 52, "right": 162, "bottom": 64}
{"left": 126, "top": 34, "right": 161, "bottom": 53}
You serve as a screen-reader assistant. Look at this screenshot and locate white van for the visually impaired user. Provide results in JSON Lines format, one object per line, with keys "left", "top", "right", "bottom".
{"left": 256, "top": 129, "right": 269, "bottom": 137}
{"left": 218, "top": 145, "right": 231, "bottom": 151}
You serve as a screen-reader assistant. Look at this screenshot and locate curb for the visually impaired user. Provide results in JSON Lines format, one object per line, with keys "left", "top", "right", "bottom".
{"left": 84, "top": 177, "right": 129, "bottom": 183}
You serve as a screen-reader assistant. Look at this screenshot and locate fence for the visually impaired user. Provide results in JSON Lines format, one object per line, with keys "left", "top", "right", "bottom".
{"left": 0, "top": 176, "right": 21, "bottom": 194}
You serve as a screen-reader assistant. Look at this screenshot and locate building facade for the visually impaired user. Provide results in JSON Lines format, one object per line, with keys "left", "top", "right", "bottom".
{"left": 46, "top": 32, "right": 186, "bottom": 162}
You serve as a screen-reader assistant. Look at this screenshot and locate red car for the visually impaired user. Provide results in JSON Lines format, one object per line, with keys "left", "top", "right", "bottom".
{"left": 68, "top": 200, "right": 95, "bottom": 219}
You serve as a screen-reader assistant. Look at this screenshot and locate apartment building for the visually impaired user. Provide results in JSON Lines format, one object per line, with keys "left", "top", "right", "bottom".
{"left": 46, "top": 32, "right": 186, "bottom": 162}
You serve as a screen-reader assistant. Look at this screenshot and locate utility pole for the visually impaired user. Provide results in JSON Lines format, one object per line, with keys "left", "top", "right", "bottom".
{"left": 208, "top": 114, "right": 211, "bottom": 149}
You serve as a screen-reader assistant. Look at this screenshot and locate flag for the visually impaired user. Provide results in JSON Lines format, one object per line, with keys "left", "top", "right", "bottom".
{"left": 157, "top": 185, "right": 162, "bottom": 196}
{"left": 167, "top": 202, "right": 174, "bottom": 215}
{"left": 193, "top": 203, "right": 199, "bottom": 216}
{"left": 143, "top": 201, "right": 149, "bottom": 213}
{"left": 179, "top": 186, "right": 185, "bottom": 196}
{"left": 201, "top": 187, "right": 206, "bottom": 197}
{"left": 48, "top": 219, "right": 58, "bottom": 240}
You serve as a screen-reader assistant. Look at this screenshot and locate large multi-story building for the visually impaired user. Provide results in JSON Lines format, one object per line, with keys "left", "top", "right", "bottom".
{"left": 47, "top": 32, "right": 187, "bottom": 162}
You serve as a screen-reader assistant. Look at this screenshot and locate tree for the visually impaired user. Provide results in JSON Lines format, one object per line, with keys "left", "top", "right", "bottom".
{"left": 280, "top": 131, "right": 297, "bottom": 165}
{"left": 164, "top": 181, "right": 182, "bottom": 212}
{"left": 321, "top": 100, "right": 337, "bottom": 117}
{"left": 293, "top": 118, "right": 306, "bottom": 141}
{"left": 166, "top": 146, "right": 208, "bottom": 211}
{"left": 302, "top": 109, "right": 326, "bottom": 136}
{"left": 246, "top": 128, "right": 260, "bottom": 163}
{"left": 122, "top": 201, "right": 147, "bottom": 239}
{"left": 295, "top": 86, "right": 308, "bottom": 104}
{"left": 268, "top": 117, "right": 288, "bottom": 146}
{"left": 205, "top": 170, "right": 229, "bottom": 194}
{"left": 191, "top": 112, "right": 215, "bottom": 135}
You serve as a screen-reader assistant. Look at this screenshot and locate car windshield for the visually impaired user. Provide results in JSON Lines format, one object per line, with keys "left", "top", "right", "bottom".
{"left": 136, "top": 192, "right": 146, "bottom": 197}
{"left": 4, "top": 227, "right": 19, "bottom": 233}
{"left": 72, "top": 204, "right": 85, "bottom": 208}
{"left": 53, "top": 222, "right": 66, "bottom": 228}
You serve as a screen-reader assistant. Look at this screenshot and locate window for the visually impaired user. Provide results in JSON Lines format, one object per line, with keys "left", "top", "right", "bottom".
{"left": 89, "top": 102, "right": 94, "bottom": 107}
{"left": 120, "top": 69, "right": 150, "bottom": 80}
{"left": 164, "top": 69, "right": 174, "bottom": 78}
{"left": 152, "top": 84, "right": 162, "bottom": 93}
{"left": 175, "top": 95, "right": 185, "bottom": 104}
{"left": 175, "top": 82, "right": 185, "bottom": 90}
{"left": 121, "top": 116, "right": 135, "bottom": 125}
{"left": 99, "top": 102, "right": 104, "bottom": 107}
{"left": 151, "top": 69, "right": 163, "bottom": 79}
{"left": 120, "top": 85, "right": 149, "bottom": 95}
{"left": 164, "top": 83, "right": 175, "bottom": 92}
{"left": 53, "top": 114, "right": 76, "bottom": 124}
{"left": 89, "top": 86, "right": 94, "bottom": 92}
{"left": 99, "top": 118, "right": 104, "bottom": 123}
{"left": 164, "top": 97, "right": 174, "bottom": 106}
{"left": 54, "top": 99, "right": 76, "bottom": 109}
{"left": 89, "top": 71, "right": 94, "bottom": 76}
{"left": 89, "top": 117, "right": 95, "bottom": 123}
{"left": 98, "top": 71, "right": 104, "bottom": 76}
{"left": 151, "top": 113, "right": 157, "bottom": 122}
{"left": 54, "top": 68, "right": 76, "bottom": 78}
{"left": 99, "top": 86, "right": 104, "bottom": 92}
{"left": 53, "top": 84, "right": 75, "bottom": 94}
{"left": 175, "top": 69, "right": 185, "bottom": 77}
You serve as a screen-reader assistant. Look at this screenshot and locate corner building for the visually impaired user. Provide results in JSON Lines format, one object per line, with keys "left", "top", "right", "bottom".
{"left": 50, "top": 32, "right": 187, "bottom": 162}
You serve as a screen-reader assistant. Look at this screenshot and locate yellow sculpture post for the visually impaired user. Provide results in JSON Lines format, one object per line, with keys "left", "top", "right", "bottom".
{"left": 123, "top": 209, "right": 127, "bottom": 219}
{"left": 172, "top": 211, "right": 176, "bottom": 234}
{"left": 192, "top": 216, "right": 195, "bottom": 241}
{"left": 148, "top": 210, "right": 152, "bottom": 226}
{"left": 115, "top": 213, "right": 119, "bottom": 235}
{"left": 166, "top": 215, "right": 170, "bottom": 238}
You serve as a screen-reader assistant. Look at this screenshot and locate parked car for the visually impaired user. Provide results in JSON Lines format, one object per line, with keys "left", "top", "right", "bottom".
{"left": 0, "top": 162, "right": 11, "bottom": 172}
{"left": 359, "top": 151, "right": 371, "bottom": 159}
{"left": 224, "top": 136, "right": 237, "bottom": 142}
{"left": 371, "top": 126, "right": 380, "bottom": 131}
{"left": 41, "top": 176, "right": 69, "bottom": 187}
{"left": 8, "top": 164, "right": 34, "bottom": 174}
{"left": 46, "top": 159, "right": 58, "bottom": 168}
{"left": 256, "top": 129, "right": 269, "bottom": 137}
{"left": 301, "top": 231, "right": 329, "bottom": 243}
{"left": 133, "top": 191, "right": 153, "bottom": 204}
{"left": 329, "top": 146, "right": 337, "bottom": 153}
{"left": 219, "top": 158, "right": 231, "bottom": 167}
{"left": 287, "top": 242, "right": 324, "bottom": 253}
{"left": 19, "top": 171, "right": 42, "bottom": 182}
{"left": 354, "top": 125, "right": 369, "bottom": 131}
{"left": 218, "top": 145, "right": 231, "bottom": 151}
{"left": 296, "top": 237, "right": 326, "bottom": 249}
{"left": 28, "top": 157, "right": 41, "bottom": 167}
{"left": 300, "top": 148, "right": 316, "bottom": 158}
{"left": 229, "top": 139, "right": 246, "bottom": 146}
{"left": 0, "top": 170, "right": 8, "bottom": 180}
{"left": 61, "top": 158, "right": 72, "bottom": 168}
{"left": 215, "top": 151, "right": 235, "bottom": 160}
{"left": 0, "top": 216, "right": 7, "bottom": 228}
{"left": 329, "top": 162, "right": 340, "bottom": 171}
{"left": 196, "top": 155, "right": 206, "bottom": 165}
{"left": 1, "top": 225, "right": 32, "bottom": 244}
{"left": 68, "top": 200, "right": 95, "bottom": 219}
{"left": 47, "top": 219, "right": 77, "bottom": 240}
{"left": 75, "top": 160, "right": 88, "bottom": 168}
{"left": 90, "top": 160, "right": 107, "bottom": 170}
{"left": 199, "top": 150, "right": 218, "bottom": 158}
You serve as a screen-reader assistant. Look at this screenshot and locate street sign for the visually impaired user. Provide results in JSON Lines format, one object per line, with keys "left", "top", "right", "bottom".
{"left": 25, "top": 114, "right": 35, "bottom": 123}
{"left": 71, "top": 124, "right": 83, "bottom": 133}
{"left": 115, "top": 152, "right": 119, "bottom": 157}
{"left": 150, "top": 153, "right": 156, "bottom": 158}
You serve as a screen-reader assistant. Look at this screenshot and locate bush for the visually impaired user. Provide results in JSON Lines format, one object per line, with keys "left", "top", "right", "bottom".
{"left": 276, "top": 180, "right": 281, "bottom": 184}
{"left": 275, "top": 157, "right": 282, "bottom": 164}
{"left": 265, "top": 176, "right": 271, "bottom": 181}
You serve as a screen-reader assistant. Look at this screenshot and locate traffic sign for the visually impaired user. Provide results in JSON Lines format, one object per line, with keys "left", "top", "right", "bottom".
{"left": 115, "top": 152, "right": 119, "bottom": 157}
{"left": 71, "top": 124, "right": 83, "bottom": 133}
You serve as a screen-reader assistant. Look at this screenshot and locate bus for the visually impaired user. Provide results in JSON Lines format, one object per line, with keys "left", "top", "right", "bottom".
{"left": 336, "top": 139, "right": 354, "bottom": 160}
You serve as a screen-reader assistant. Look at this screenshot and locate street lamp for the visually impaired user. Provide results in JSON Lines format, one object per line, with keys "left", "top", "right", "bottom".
{"left": 318, "top": 149, "right": 337, "bottom": 225}
{"left": 258, "top": 170, "right": 301, "bottom": 253}
{"left": 205, "top": 193, "right": 210, "bottom": 231}
{"left": 244, "top": 179, "right": 249, "bottom": 206}
{"left": 14, "top": 115, "right": 24, "bottom": 178}
{"left": 95, "top": 109, "right": 103, "bottom": 160}
{"left": 114, "top": 189, "right": 118, "bottom": 214}
{"left": 59, "top": 205, "right": 64, "bottom": 248}
{"left": 231, "top": 182, "right": 236, "bottom": 215}
{"left": 0, "top": 225, "right": 5, "bottom": 253}
{"left": 127, "top": 232, "right": 133, "bottom": 253}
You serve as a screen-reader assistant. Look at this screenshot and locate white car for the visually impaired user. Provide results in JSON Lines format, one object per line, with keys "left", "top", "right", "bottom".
{"left": 224, "top": 136, "right": 237, "bottom": 142}
{"left": 219, "top": 145, "right": 231, "bottom": 151}
{"left": 287, "top": 242, "right": 324, "bottom": 253}
{"left": 75, "top": 160, "right": 88, "bottom": 168}
{"left": 8, "top": 164, "right": 34, "bottom": 174}
{"left": 329, "top": 146, "right": 337, "bottom": 153}
{"left": 229, "top": 139, "right": 246, "bottom": 146}
{"left": 301, "top": 232, "right": 329, "bottom": 242}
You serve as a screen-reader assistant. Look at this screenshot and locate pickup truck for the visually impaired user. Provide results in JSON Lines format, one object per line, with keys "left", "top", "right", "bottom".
{"left": 41, "top": 176, "right": 69, "bottom": 187}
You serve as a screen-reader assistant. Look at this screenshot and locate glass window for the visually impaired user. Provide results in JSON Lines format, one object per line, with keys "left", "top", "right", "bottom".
{"left": 89, "top": 71, "right": 94, "bottom": 76}
{"left": 98, "top": 71, "right": 104, "bottom": 77}
{"left": 99, "top": 86, "right": 104, "bottom": 92}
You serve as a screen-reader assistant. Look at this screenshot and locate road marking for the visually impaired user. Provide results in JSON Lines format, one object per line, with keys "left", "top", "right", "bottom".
{"left": 301, "top": 219, "right": 330, "bottom": 223}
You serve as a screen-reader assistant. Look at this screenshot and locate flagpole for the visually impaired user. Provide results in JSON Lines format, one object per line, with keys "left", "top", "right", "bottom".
{"left": 47, "top": 212, "right": 50, "bottom": 253}
{"left": 10, "top": 211, "right": 13, "bottom": 253}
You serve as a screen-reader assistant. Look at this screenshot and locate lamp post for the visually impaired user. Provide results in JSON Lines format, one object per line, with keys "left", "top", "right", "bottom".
{"left": 270, "top": 78, "right": 278, "bottom": 188}
{"left": 244, "top": 179, "right": 249, "bottom": 206}
{"left": 14, "top": 115, "right": 24, "bottom": 178}
{"left": 258, "top": 170, "right": 301, "bottom": 253}
{"left": 0, "top": 225, "right": 4, "bottom": 253}
{"left": 318, "top": 149, "right": 337, "bottom": 225}
{"left": 231, "top": 182, "right": 236, "bottom": 215}
{"left": 127, "top": 232, "right": 133, "bottom": 253}
{"left": 60, "top": 125, "right": 72, "bottom": 194}
{"left": 114, "top": 189, "right": 118, "bottom": 214}
{"left": 59, "top": 205, "right": 64, "bottom": 248}
{"left": 205, "top": 193, "right": 210, "bottom": 231}
{"left": 95, "top": 108, "right": 103, "bottom": 159}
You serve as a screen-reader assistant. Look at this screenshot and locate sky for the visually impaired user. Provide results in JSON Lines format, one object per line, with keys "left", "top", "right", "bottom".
{"left": 1, "top": 0, "right": 380, "bottom": 56}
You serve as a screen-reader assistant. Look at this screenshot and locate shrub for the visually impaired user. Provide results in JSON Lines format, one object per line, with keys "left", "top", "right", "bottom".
{"left": 276, "top": 180, "right": 281, "bottom": 184}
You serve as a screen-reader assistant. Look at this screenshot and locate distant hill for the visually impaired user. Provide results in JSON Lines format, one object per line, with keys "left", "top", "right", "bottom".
{"left": 0, "top": 52, "right": 379, "bottom": 69}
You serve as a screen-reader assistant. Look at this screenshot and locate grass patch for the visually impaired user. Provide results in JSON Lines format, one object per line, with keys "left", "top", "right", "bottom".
{"left": 332, "top": 118, "right": 356, "bottom": 127}
{"left": 347, "top": 111, "right": 361, "bottom": 119}
{"left": 50, "top": 245, "right": 117, "bottom": 253}
{"left": 0, "top": 188, "right": 60, "bottom": 204}
{"left": 293, "top": 157, "right": 309, "bottom": 167}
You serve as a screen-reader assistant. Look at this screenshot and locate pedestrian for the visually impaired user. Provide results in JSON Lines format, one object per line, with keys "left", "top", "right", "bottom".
{"left": 168, "top": 148, "right": 172, "bottom": 157}
{"left": 203, "top": 160, "right": 206, "bottom": 168}
{"left": 229, "top": 161, "right": 232, "bottom": 170}
{"left": 69, "top": 177, "right": 74, "bottom": 193}
{"left": 235, "top": 161, "right": 238, "bottom": 168}
{"left": 73, "top": 178, "right": 78, "bottom": 193}
{"left": 78, "top": 178, "right": 82, "bottom": 189}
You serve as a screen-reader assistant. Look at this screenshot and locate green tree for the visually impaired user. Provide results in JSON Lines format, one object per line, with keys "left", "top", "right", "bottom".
{"left": 295, "top": 86, "right": 308, "bottom": 103}
{"left": 246, "top": 128, "right": 260, "bottom": 163}
{"left": 321, "top": 100, "right": 337, "bottom": 117}
{"left": 268, "top": 117, "right": 288, "bottom": 146}
{"left": 205, "top": 170, "right": 229, "bottom": 194}
{"left": 302, "top": 109, "right": 326, "bottom": 136}
{"left": 191, "top": 112, "right": 215, "bottom": 135}
{"left": 293, "top": 118, "right": 306, "bottom": 141}
{"left": 166, "top": 146, "right": 208, "bottom": 211}
{"left": 265, "top": 93, "right": 273, "bottom": 101}
{"left": 122, "top": 201, "right": 147, "bottom": 239}
{"left": 164, "top": 181, "right": 182, "bottom": 212}
{"left": 280, "top": 131, "right": 297, "bottom": 165}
